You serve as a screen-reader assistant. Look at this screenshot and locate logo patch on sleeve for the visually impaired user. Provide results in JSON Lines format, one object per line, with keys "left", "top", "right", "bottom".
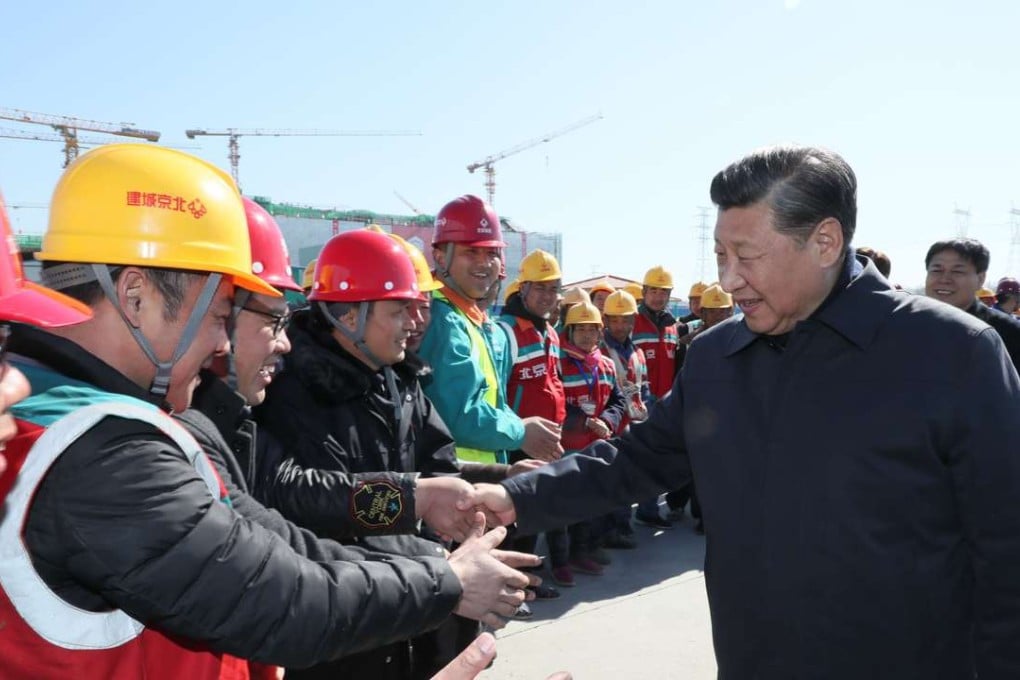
{"left": 352, "top": 480, "right": 404, "bottom": 528}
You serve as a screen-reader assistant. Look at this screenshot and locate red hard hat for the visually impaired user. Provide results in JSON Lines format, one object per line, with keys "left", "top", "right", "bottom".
{"left": 309, "top": 229, "right": 420, "bottom": 303}
{"left": 0, "top": 192, "right": 91, "bottom": 327}
{"left": 433, "top": 195, "right": 506, "bottom": 248}
{"left": 996, "top": 277, "right": 1020, "bottom": 297}
{"left": 243, "top": 197, "right": 300, "bottom": 292}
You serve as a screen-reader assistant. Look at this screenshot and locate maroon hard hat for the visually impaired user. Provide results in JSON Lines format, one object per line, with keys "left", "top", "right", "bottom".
{"left": 433, "top": 195, "right": 506, "bottom": 248}
{"left": 996, "top": 277, "right": 1020, "bottom": 298}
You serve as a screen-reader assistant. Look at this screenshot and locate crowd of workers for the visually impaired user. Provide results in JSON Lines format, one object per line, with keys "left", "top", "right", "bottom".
{"left": 0, "top": 141, "right": 1018, "bottom": 679}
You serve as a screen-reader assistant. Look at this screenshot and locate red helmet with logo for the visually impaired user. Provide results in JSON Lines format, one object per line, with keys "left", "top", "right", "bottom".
{"left": 0, "top": 192, "right": 91, "bottom": 327}
{"left": 309, "top": 229, "right": 420, "bottom": 303}
{"left": 433, "top": 195, "right": 506, "bottom": 248}
{"left": 243, "top": 197, "right": 300, "bottom": 292}
{"left": 996, "top": 277, "right": 1020, "bottom": 298}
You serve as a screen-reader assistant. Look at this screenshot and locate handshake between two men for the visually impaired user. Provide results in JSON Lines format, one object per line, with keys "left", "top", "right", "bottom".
{"left": 417, "top": 471, "right": 574, "bottom": 679}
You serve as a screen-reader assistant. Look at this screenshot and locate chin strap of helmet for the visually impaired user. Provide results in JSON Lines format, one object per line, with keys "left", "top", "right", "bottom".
{"left": 43, "top": 262, "right": 222, "bottom": 402}
{"left": 94, "top": 264, "right": 221, "bottom": 402}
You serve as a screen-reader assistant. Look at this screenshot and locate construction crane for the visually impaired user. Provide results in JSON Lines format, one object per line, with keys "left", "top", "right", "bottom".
{"left": 0, "top": 108, "right": 160, "bottom": 167}
{"left": 393, "top": 190, "right": 423, "bottom": 216}
{"left": 0, "top": 126, "right": 197, "bottom": 164}
{"left": 185, "top": 127, "right": 422, "bottom": 187}
{"left": 467, "top": 113, "right": 603, "bottom": 206}
{"left": 0, "top": 126, "right": 137, "bottom": 153}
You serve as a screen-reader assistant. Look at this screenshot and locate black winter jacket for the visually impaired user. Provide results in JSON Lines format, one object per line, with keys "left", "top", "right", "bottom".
{"left": 253, "top": 311, "right": 508, "bottom": 539}
{"left": 254, "top": 308, "right": 499, "bottom": 678}
{"left": 189, "top": 371, "right": 423, "bottom": 538}
{"left": 968, "top": 299, "right": 1020, "bottom": 373}
{"left": 504, "top": 259, "right": 1020, "bottom": 679}
{"left": 13, "top": 325, "right": 461, "bottom": 669}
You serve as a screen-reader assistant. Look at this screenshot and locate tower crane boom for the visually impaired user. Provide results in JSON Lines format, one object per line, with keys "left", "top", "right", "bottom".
{"left": 466, "top": 113, "right": 603, "bottom": 205}
{"left": 0, "top": 127, "right": 123, "bottom": 148}
{"left": 0, "top": 107, "right": 160, "bottom": 166}
{"left": 184, "top": 127, "right": 422, "bottom": 188}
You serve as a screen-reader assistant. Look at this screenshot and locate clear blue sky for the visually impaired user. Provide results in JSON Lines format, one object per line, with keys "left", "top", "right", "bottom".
{"left": 3, "top": 0, "right": 1019, "bottom": 289}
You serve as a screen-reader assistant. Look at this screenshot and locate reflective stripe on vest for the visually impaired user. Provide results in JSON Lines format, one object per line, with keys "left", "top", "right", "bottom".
{"left": 0, "top": 400, "right": 224, "bottom": 650}
{"left": 448, "top": 302, "right": 501, "bottom": 465}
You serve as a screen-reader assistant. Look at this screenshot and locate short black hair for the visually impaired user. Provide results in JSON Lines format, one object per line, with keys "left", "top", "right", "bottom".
{"left": 924, "top": 238, "right": 990, "bottom": 275}
{"left": 41, "top": 263, "right": 203, "bottom": 322}
{"left": 855, "top": 246, "right": 892, "bottom": 278}
{"left": 710, "top": 145, "right": 857, "bottom": 246}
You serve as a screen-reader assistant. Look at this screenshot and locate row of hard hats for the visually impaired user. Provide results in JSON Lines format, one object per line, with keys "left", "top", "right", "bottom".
{"left": 308, "top": 226, "right": 444, "bottom": 304}
{"left": 590, "top": 274, "right": 710, "bottom": 299}
{"left": 307, "top": 195, "right": 504, "bottom": 304}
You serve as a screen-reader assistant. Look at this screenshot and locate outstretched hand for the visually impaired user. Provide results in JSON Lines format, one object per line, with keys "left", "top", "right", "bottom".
{"left": 447, "top": 512, "right": 540, "bottom": 629}
{"left": 430, "top": 633, "right": 573, "bottom": 680}
{"left": 507, "top": 458, "right": 546, "bottom": 477}
{"left": 416, "top": 476, "right": 482, "bottom": 542}
{"left": 457, "top": 483, "right": 518, "bottom": 528}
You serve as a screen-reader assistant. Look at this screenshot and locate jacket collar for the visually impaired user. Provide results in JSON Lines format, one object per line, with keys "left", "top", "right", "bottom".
{"left": 286, "top": 310, "right": 420, "bottom": 404}
{"left": 603, "top": 332, "right": 635, "bottom": 354}
{"left": 724, "top": 253, "right": 895, "bottom": 356}
{"left": 638, "top": 303, "right": 677, "bottom": 329}
{"left": 437, "top": 284, "right": 486, "bottom": 325}
{"left": 190, "top": 369, "right": 248, "bottom": 440}
{"left": 10, "top": 324, "right": 169, "bottom": 410}
{"left": 503, "top": 292, "right": 548, "bottom": 331}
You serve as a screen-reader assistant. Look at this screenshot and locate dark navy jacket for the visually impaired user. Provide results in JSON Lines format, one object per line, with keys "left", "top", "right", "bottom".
{"left": 503, "top": 260, "right": 1020, "bottom": 679}
{"left": 968, "top": 299, "right": 1020, "bottom": 374}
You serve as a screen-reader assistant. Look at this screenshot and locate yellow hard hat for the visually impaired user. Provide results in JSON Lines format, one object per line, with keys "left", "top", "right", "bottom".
{"left": 386, "top": 231, "right": 441, "bottom": 295}
{"left": 978, "top": 287, "right": 997, "bottom": 299}
{"left": 519, "top": 249, "right": 562, "bottom": 283}
{"left": 688, "top": 281, "right": 709, "bottom": 298}
{"left": 561, "top": 286, "right": 590, "bottom": 306}
{"left": 603, "top": 290, "right": 638, "bottom": 316}
{"left": 564, "top": 300, "right": 603, "bottom": 327}
{"left": 643, "top": 266, "right": 674, "bottom": 289}
{"left": 623, "top": 282, "right": 643, "bottom": 301}
{"left": 302, "top": 258, "right": 318, "bottom": 290}
{"left": 38, "top": 144, "right": 278, "bottom": 297}
{"left": 700, "top": 284, "right": 733, "bottom": 309}
{"left": 503, "top": 278, "right": 521, "bottom": 303}
{"left": 588, "top": 277, "right": 616, "bottom": 296}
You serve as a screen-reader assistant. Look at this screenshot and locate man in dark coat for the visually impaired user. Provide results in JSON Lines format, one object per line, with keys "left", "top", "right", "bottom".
{"left": 924, "top": 236, "right": 1020, "bottom": 373}
{"left": 467, "top": 145, "right": 1020, "bottom": 679}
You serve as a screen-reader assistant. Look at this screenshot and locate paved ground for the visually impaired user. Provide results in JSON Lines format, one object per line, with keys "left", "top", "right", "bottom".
{"left": 480, "top": 516, "right": 717, "bottom": 679}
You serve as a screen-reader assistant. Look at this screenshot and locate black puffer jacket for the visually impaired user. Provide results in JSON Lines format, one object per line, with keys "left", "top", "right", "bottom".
{"left": 189, "top": 371, "right": 423, "bottom": 538}
{"left": 254, "top": 310, "right": 509, "bottom": 538}
{"left": 13, "top": 325, "right": 461, "bottom": 669}
{"left": 255, "top": 309, "right": 501, "bottom": 678}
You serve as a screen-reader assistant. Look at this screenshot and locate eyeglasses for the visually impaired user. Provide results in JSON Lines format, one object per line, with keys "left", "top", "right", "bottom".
{"left": 241, "top": 306, "right": 290, "bottom": 337}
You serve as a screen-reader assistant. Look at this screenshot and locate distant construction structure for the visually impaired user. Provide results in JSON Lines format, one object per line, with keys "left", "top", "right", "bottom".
{"left": 250, "top": 196, "right": 563, "bottom": 287}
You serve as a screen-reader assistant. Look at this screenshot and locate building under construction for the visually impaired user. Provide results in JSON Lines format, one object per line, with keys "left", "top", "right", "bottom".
{"left": 251, "top": 196, "right": 563, "bottom": 287}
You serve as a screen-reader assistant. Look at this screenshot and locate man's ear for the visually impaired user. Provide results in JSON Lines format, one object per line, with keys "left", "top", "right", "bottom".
{"left": 117, "top": 268, "right": 148, "bottom": 328}
{"left": 812, "top": 218, "right": 845, "bottom": 268}
{"left": 339, "top": 306, "right": 360, "bottom": 332}
{"left": 432, "top": 247, "right": 447, "bottom": 271}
